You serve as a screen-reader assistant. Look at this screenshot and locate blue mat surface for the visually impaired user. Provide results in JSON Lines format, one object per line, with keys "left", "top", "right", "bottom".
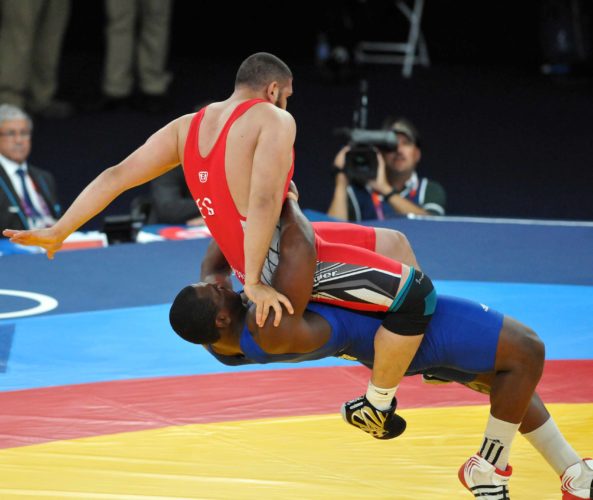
{"left": 1, "top": 217, "right": 592, "bottom": 392}
{"left": 3, "top": 280, "right": 593, "bottom": 391}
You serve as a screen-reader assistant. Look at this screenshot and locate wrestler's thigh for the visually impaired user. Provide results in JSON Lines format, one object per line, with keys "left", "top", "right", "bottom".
{"left": 312, "top": 221, "right": 375, "bottom": 250}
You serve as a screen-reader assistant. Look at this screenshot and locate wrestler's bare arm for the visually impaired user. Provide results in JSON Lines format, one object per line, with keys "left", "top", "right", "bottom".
{"left": 3, "top": 115, "right": 191, "bottom": 257}
{"left": 200, "top": 239, "right": 233, "bottom": 289}
{"left": 251, "top": 197, "right": 330, "bottom": 354}
{"left": 243, "top": 107, "right": 296, "bottom": 326}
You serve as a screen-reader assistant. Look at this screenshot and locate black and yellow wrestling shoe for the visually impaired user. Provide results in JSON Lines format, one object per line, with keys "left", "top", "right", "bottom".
{"left": 341, "top": 395, "right": 406, "bottom": 440}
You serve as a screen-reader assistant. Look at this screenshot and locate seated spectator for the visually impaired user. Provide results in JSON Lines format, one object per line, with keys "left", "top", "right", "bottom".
{"left": 0, "top": 104, "right": 61, "bottom": 233}
{"left": 149, "top": 167, "right": 203, "bottom": 225}
{"left": 327, "top": 116, "right": 446, "bottom": 221}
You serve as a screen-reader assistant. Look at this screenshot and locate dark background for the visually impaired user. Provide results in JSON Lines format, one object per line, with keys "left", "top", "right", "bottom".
{"left": 27, "top": 0, "right": 593, "bottom": 227}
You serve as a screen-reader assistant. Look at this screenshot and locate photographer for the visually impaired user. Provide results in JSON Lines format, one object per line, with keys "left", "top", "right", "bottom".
{"left": 327, "top": 117, "right": 446, "bottom": 221}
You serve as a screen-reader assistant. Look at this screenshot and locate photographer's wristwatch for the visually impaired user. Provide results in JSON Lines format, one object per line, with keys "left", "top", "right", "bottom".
{"left": 331, "top": 165, "right": 346, "bottom": 177}
{"left": 384, "top": 188, "right": 399, "bottom": 201}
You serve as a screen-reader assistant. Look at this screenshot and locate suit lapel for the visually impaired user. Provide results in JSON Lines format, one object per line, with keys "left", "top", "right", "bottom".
{"left": 0, "top": 160, "right": 29, "bottom": 228}
{"left": 0, "top": 160, "right": 21, "bottom": 205}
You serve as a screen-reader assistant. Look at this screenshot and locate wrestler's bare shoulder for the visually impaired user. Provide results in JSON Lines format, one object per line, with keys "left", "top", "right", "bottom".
{"left": 175, "top": 112, "right": 197, "bottom": 127}
{"left": 249, "top": 102, "right": 294, "bottom": 124}
{"left": 245, "top": 105, "right": 295, "bottom": 141}
{"left": 171, "top": 112, "right": 197, "bottom": 141}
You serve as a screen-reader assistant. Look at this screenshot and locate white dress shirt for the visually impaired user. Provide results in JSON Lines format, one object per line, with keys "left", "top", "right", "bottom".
{"left": 0, "top": 153, "right": 55, "bottom": 228}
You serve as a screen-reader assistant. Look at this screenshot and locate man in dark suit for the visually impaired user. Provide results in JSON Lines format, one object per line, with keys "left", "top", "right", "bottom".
{"left": 0, "top": 104, "right": 60, "bottom": 232}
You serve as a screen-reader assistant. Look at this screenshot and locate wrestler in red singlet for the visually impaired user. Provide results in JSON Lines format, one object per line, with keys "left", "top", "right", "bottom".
{"left": 184, "top": 100, "right": 429, "bottom": 318}
{"left": 183, "top": 99, "right": 293, "bottom": 284}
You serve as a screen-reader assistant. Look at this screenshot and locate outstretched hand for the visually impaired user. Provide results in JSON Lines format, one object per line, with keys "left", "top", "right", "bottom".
{"left": 243, "top": 281, "right": 294, "bottom": 327}
{"left": 2, "top": 227, "right": 64, "bottom": 259}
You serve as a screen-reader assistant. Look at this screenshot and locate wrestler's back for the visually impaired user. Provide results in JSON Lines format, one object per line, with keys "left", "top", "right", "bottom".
{"left": 196, "top": 99, "right": 263, "bottom": 217}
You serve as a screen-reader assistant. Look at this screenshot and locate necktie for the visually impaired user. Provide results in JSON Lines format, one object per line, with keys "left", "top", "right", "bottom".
{"left": 16, "top": 167, "right": 41, "bottom": 218}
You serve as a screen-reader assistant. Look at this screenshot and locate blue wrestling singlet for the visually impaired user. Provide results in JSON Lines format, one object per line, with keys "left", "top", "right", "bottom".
{"left": 207, "top": 295, "right": 504, "bottom": 378}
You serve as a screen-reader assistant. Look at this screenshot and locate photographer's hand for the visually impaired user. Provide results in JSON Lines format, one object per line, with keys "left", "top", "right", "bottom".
{"left": 327, "top": 145, "right": 351, "bottom": 220}
{"left": 333, "top": 145, "right": 350, "bottom": 170}
{"left": 332, "top": 145, "right": 350, "bottom": 190}
{"left": 369, "top": 150, "right": 392, "bottom": 196}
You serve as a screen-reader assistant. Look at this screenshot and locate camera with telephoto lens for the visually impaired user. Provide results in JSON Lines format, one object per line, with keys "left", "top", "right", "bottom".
{"left": 335, "top": 79, "right": 398, "bottom": 186}
{"left": 343, "top": 129, "right": 398, "bottom": 186}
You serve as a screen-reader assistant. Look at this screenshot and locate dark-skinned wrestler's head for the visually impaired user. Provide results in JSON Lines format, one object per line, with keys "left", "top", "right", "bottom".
{"left": 169, "top": 283, "right": 243, "bottom": 344}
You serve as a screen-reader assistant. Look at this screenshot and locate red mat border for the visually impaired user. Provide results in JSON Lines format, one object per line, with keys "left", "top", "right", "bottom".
{"left": 1, "top": 360, "right": 591, "bottom": 449}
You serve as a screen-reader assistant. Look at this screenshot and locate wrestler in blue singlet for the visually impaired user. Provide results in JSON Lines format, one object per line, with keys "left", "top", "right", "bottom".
{"left": 207, "top": 295, "right": 503, "bottom": 383}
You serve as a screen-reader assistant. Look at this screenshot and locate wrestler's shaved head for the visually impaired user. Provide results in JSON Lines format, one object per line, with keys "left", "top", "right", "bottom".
{"left": 235, "top": 52, "right": 292, "bottom": 90}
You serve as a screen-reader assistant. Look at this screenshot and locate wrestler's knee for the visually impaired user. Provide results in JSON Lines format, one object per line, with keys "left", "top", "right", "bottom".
{"left": 501, "top": 318, "right": 545, "bottom": 378}
{"left": 520, "top": 325, "right": 545, "bottom": 374}
{"left": 382, "top": 269, "right": 435, "bottom": 335}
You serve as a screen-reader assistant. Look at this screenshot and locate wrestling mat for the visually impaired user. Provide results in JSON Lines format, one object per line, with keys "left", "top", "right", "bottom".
{"left": 1, "top": 216, "right": 592, "bottom": 499}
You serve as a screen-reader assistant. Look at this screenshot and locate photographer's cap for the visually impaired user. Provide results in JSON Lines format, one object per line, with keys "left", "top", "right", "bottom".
{"left": 386, "top": 117, "right": 421, "bottom": 148}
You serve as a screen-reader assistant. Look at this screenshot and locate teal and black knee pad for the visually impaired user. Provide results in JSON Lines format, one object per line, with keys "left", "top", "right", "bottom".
{"left": 381, "top": 269, "right": 436, "bottom": 335}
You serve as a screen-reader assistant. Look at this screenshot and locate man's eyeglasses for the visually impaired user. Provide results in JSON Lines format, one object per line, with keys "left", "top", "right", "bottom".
{"left": 0, "top": 130, "right": 32, "bottom": 139}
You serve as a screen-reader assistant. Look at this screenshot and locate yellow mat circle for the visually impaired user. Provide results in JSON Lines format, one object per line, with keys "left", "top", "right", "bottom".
{"left": 1, "top": 403, "right": 591, "bottom": 499}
